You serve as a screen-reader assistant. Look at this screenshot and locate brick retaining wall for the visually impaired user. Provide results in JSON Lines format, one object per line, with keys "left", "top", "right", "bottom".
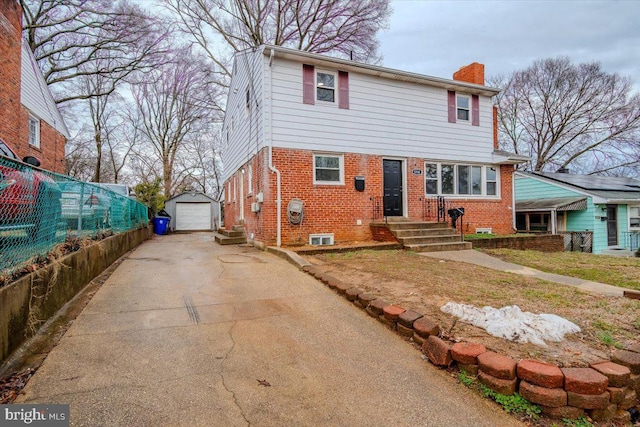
{"left": 470, "top": 234, "right": 564, "bottom": 252}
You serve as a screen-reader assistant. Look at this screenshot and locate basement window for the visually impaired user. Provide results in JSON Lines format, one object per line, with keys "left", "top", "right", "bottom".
{"left": 309, "top": 233, "right": 334, "bottom": 246}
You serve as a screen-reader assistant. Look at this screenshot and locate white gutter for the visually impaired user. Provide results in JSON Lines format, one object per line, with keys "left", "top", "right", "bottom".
{"left": 267, "top": 48, "right": 282, "bottom": 246}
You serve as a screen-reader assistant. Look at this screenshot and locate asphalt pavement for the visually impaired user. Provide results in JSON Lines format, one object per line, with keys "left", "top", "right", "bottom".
{"left": 17, "top": 233, "right": 523, "bottom": 426}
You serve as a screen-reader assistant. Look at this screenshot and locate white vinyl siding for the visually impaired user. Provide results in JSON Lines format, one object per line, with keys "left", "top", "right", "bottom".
{"left": 269, "top": 58, "right": 495, "bottom": 164}
{"left": 222, "top": 51, "right": 497, "bottom": 183}
{"left": 20, "top": 43, "right": 69, "bottom": 138}
{"left": 221, "top": 49, "right": 266, "bottom": 183}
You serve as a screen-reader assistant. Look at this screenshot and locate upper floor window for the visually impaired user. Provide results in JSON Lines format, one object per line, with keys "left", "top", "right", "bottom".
{"left": 448, "top": 91, "right": 479, "bottom": 126}
{"left": 425, "top": 162, "right": 499, "bottom": 197}
{"left": 314, "top": 153, "right": 343, "bottom": 185}
{"left": 316, "top": 71, "right": 336, "bottom": 103}
{"left": 456, "top": 95, "right": 470, "bottom": 121}
{"left": 303, "top": 64, "right": 349, "bottom": 109}
{"left": 29, "top": 115, "right": 40, "bottom": 148}
{"left": 630, "top": 206, "right": 640, "bottom": 229}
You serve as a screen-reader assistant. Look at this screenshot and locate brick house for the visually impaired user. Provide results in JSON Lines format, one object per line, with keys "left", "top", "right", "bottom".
{"left": 0, "top": 0, "right": 69, "bottom": 173}
{"left": 221, "top": 45, "right": 527, "bottom": 248}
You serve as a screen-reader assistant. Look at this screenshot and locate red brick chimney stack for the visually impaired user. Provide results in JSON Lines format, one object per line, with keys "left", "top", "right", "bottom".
{"left": 453, "top": 62, "right": 485, "bottom": 86}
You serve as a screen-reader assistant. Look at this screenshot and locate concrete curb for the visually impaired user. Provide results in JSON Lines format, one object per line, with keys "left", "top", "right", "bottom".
{"left": 266, "top": 246, "right": 312, "bottom": 269}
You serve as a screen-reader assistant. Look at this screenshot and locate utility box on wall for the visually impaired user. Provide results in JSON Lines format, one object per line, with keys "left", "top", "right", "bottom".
{"left": 354, "top": 176, "right": 365, "bottom": 192}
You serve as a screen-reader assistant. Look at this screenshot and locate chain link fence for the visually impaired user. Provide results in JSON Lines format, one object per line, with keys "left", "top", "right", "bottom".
{"left": 560, "top": 231, "right": 593, "bottom": 253}
{"left": 0, "top": 155, "right": 149, "bottom": 283}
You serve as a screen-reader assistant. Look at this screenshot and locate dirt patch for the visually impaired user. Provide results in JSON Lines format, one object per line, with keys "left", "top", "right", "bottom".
{"left": 308, "top": 250, "right": 640, "bottom": 367}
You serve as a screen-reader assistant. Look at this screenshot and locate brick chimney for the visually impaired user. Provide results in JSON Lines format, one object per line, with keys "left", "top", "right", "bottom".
{"left": 0, "top": 0, "right": 23, "bottom": 147}
{"left": 453, "top": 62, "right": 485, "bottom": 86}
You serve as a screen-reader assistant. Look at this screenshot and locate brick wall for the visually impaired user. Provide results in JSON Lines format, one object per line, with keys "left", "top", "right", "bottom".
{"left": 0, "top": 0, "right": 22, "bottom": 148}
{"left": 17, "top": 108, "right": 66, "bottom": 173}
{"left": 224, "top": 148, "right": 517, "bottom": 247}
{"left": 0, "top": 1, "right": 66, "bottom": 174}
{"left": 470, "top": 234, "right": 564, "bottom": 252}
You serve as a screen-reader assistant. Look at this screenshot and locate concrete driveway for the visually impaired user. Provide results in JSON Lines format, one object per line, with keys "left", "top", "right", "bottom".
{"left": 18, "top": 233, "right": 523, "bottom": 426}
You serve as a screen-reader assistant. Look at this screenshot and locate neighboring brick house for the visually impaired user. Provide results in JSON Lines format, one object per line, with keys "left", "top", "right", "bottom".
{"left": 0, "top": 0, "right": 68, "bottom": 173}
{"left": 221, "top": 45, "right": 527, "bottom": 248}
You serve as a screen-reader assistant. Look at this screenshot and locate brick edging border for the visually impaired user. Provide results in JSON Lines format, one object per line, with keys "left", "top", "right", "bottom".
{"left": 270, "top": 247, "right": 640, "bottom": 423}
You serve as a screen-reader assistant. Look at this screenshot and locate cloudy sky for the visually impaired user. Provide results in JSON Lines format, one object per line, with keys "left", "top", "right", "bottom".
{"left": 379, "top": 0, "right": 640, "bottom": 89}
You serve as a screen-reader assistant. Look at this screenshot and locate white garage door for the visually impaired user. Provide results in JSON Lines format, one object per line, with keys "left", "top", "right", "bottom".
{"left": 175, "top": 202, "right": 212, "bottom": 231}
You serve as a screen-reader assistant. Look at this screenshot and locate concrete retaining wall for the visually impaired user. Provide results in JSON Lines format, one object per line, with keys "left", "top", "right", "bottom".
{"left": 0, "top": 227, "right": 151, "bottom": 363}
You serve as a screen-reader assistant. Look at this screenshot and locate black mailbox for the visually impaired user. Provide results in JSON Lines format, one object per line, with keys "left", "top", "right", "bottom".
{"left": 447, "top": 207, "right": 465, "bottom": 229}
{"left": 354, "top": 176, "right": 365, "bottom": 191}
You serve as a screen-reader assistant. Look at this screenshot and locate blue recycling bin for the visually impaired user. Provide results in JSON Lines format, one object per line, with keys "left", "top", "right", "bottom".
{"left": 153, "top": 216, "right": 170, "bottom": 235}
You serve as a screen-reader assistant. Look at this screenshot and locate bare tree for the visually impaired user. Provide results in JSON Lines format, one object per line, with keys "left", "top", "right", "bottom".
{"left": 21, "top": 0, "right": 169, "bottom": 104}
{"left": 165, "top": 0, "right": 391, "bottom": 87}
{"left": 131, "top": 48, "right": 223, "bottom": 198}
{"left": 494, "top": 57, "right": 640, "bottom": 173}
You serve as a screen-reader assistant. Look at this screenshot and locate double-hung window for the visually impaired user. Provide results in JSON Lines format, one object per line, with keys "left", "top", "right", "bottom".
{"left": 425, "top": 162, "right": 499, "bottom": 197}
{"left": 314, "top": 153, "right": 343, "bottom": 184}
{"left": 630, "top": 206, "right": 640, "bottom": 229}
{"left": 316, "top": 71, "right": 336, "bottom": 102}
{"left": 456, "top": 95, "right": 470, "bottom": 121}
{"left": 28, "top": 115, "right": 40, "bottom": 148}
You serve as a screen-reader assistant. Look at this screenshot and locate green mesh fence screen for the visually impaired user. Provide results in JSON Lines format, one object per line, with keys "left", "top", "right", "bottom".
{"left": 0, "top": 155, "right": 149, "bottom": 281}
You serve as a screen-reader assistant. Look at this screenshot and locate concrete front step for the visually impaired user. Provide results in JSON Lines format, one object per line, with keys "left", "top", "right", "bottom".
{"left": 232, "top": 225, "right": 245, "bottom": 232}
{"left": 393, "top": 228, "right": 457, "bottom": 238}
{"left": 223, "top": 230, "right": 244, "bottom": 238}
{"left": 404, "top": 241, "right": 472, "bottom": 252}
{"left": 398, "top": 234, "right": 462, "bottom": 245}
{"left": 214, "top": 232, "right": 247, "bottom": 245}
{"left": 386, "top": 222, "right": 449, "bottom": 231}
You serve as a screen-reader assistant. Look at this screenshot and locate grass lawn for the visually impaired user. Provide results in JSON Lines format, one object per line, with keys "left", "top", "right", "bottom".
{"left": 483, "top": 249, "right": 640, "bottom": 291}
{"left": 308, "top": 249, "right": 640, "bottom": 367}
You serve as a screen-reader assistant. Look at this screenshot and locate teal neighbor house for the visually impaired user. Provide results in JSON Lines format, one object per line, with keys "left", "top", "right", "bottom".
{"left": 514, "top": 171, "right": 640, "bottom": 254}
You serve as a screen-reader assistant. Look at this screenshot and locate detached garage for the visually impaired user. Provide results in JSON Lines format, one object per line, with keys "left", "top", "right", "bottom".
{"left": 163, "top": 192, "right": 220, "bottom": 232}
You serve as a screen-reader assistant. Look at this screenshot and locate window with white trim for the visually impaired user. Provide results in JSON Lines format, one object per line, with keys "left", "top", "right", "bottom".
{"left": 310, "top": 233, "right": 334, "bottom": 246}
{"left": 425, "top": 162, "right": 499, "bottom": 197}
{"left": 28, "top": 115, "right": 40, "bottom": 148}
{"left": 630, "top": 206, "right": 640, "bottom": 229}
{"left": 233, "top": 176, "right": 236, "bottom": 202}
{"left": 316, "top": 71, "right": 336, "bottom": 102}
{"left": 456, "top": 95, "right": 470, "bottom": 121}
{"left": 314, "top": 153, "right": 343, "bottom": 184}
{"left": 247, "top": 164, "right": 253, "bottom": 194}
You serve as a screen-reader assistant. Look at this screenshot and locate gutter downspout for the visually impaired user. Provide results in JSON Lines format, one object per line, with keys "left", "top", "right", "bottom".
{"left": 267, "top": 48, "right": 282, "bottom": 246}
{"left": 512, "top": 167, "right": 517, "bottom": 232}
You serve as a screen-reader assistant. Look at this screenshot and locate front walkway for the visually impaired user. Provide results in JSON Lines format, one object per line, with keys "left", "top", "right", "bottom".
{"left": 420, "top": 250, "right": 625, "bottom": 297}
{"left": 17, "top": 233, "right": 522, "bottom": 426}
